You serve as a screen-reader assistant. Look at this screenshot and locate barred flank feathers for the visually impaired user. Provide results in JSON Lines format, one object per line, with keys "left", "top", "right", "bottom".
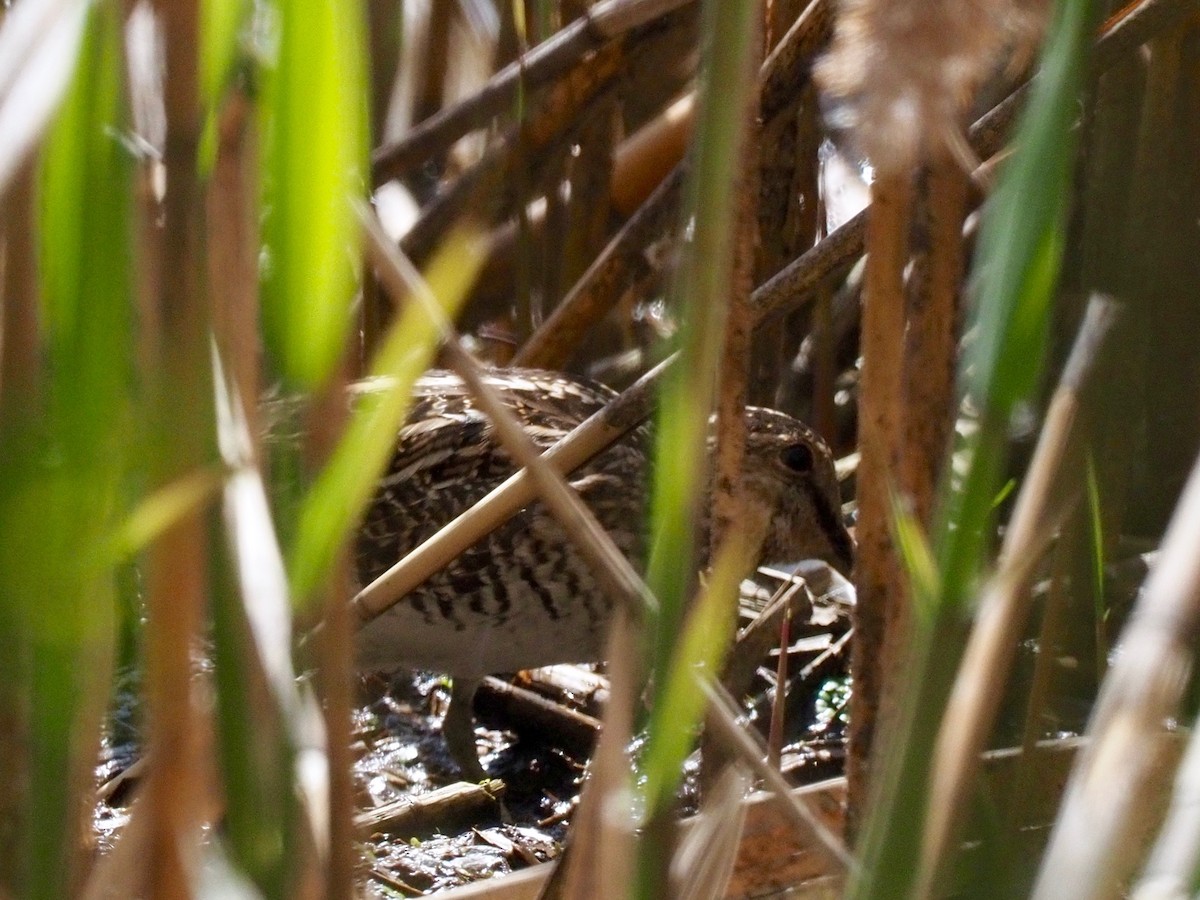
{"left": 815, "top": 0, "right": 1048, "bottom": 174}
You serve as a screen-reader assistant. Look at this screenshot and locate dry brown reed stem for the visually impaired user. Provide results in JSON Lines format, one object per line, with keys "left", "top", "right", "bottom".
{"left": 918, "top": 296, "right": 1122, "bottom": 899}
{"left": 1032, "top": 445, "right": 1200, "bottom": 896}
{"left": 610, "top": 94, "right": 693, "bottom": 216}
{"left": 1095, "top": 0, "right": 1199, "bottom": 71}
{"left": 760, "top": 0, "right": 835, "bottom": 119}
{"left": 701, "top": 679, "right": 855, "bottom": 871}
{"left": 317, "top": 556, "right": 355, "bottom": 899}
{"left": 516, "top": 0, "right": 833, "bottom": 370}
{"left": 371, "top": 0, "right": 696, "bottom": 184}
{"left": 207, "top": 92, "right": 260, "bottom": 461}
{"left": 1135, "top": 706, "right": 1200, "bottom": 893}
{"left": 671, "top": 766, "right": 753, "bottom": 899}
{"left": 754, "top": 0, "right": 829, "bottom": 295}
{"left": 354, "top": 778, "right": 505, "bottom": 836}
{"left": 754, "top": 72, "right": 820, "bottom": 405}
{"left": 306, "top": 370, "right": 355, "bottom": 898}
{"left": 766, "top": 610, "right": 792, "bottom": 769}
{"left": 901, "top": 158, "right": 969, "bottom": 525}
{"left": 143, "top": 2, "right": 209, "bottom": 895}
{"left": 749, "top": 206, "right": 866, "bottom": 323}
{"left": 399, "top": 38, "right": 626, "bottom": 268}
{"left": 709, "top": 289, "right": 753, "bottom": 561}
{"left": 697, "top": 17, "right": 762, "bottom": 795}
{"left": 845, "top": 170, "right": 913, "bottom": 833}
{"left": 80, "top": 715, "right": 223, "bottom": 900}
{"left": 709, "top": 90, "right": 760, "bottom": 568}
{"left": 556, "top": 611, "right": 640, "bottom": 899}
{"left": 513, "top": 164, "right": 684, "bottom": 368}
{"left": 0, "top": 162, "right": 41, "bottom": 415}
{"left": 1002, "top": 525, "right": 1077, "bottom": 851}
{"left": 810, "top": 284, "right": 838, "bottom": 439}
{"left": 1123, "top": 31, "right": 1183, "bottom": 297}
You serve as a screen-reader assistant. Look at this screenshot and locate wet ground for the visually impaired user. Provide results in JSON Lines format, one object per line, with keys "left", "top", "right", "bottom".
{"left": 350, "top": 566, "right": 854, "bottom": 896}
{"left": 94, "top": 567, "right": 854, "bottom": 897}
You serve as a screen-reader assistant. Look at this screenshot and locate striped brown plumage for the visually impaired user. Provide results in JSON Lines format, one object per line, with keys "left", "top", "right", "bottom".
{"left": 352, "top": 368, "right": 852, "bottom": 775}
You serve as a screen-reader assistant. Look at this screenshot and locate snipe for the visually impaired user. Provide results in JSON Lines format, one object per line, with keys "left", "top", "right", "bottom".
{"left": 354, "top": 368, "right": 852, "bottom": 778}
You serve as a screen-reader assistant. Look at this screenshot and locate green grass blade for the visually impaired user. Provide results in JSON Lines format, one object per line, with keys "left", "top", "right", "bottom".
{"left": 644, "top": 0, "right": 758, "bottom": 704}
{"left": 1085, "top": 451, "right": 1108, "bottom": 681}
{"left": 891, "top": 493, "right": 939, "bottom": 625}
{"left": 637, "top": 0, "right": 759, "bottom": 894}
{"left": 640, "top": 537, "right": 749, "bottom": 816}
{"left": 0, "top": 4, "right": 132, "bottom": 895}
{"left": 259, "top": 0, "right": 367, "bottom": 389}
{"left": 200, "top": 0, "right": 247, "bottom": 107}
{"left": 106, "top": 467, "right": 225, "bottom": 564}
{"left": 939, "top": 0, "right": 1102, "bottom": 605}
{"left": 287, "top": 229, "right": 487, "bottom": 603}
{"left": 38, "top": 0, "right": 132, "bottom": 461}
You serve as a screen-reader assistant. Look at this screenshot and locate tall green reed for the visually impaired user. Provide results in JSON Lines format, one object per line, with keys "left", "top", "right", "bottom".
{"left": 0, "top": 3, "right": 131, "bottom": 895}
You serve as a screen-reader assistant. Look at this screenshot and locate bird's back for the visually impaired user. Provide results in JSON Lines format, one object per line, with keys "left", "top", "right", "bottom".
{"left": 355, "top": 369, "right": 649, "bottom": 676}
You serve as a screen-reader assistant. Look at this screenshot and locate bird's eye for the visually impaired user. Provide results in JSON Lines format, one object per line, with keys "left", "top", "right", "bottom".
{"left": 780, "top": 443, "right": 814, "bottom": 473}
